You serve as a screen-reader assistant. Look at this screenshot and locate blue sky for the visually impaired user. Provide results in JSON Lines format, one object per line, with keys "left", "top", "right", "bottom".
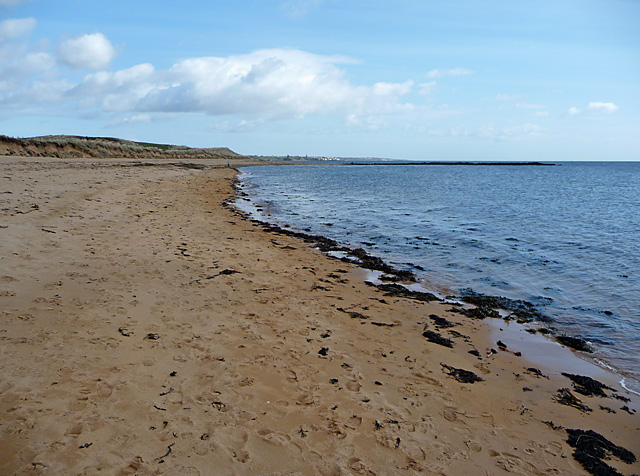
{"left": 1, "top": 0, "right": 638, "bottom": 160}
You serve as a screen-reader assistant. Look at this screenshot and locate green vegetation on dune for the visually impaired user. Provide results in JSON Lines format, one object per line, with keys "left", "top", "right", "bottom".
{"left": 0, "top": 134, "right": 243, "bottom": 159}
{"left": 133, "top": 141, "right": 176, "bottom": 151}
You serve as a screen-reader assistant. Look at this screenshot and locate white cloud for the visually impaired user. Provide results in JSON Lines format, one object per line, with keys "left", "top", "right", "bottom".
{"left": 0, "top": 19, "right": 57, "bottom": 100}
{"left": 345, "top": 114, "right": 388, "bottom": 131}
{"left": 515, "top": 102, "right": 545, "bottom": 110}
{"left": 123, "top": 114, "right": 152, "bottom": 123}
{"left": 211, "top": 118, "right": 266, "bottom": 133}
{"left": 427, "top": 123, "right": 541, "bottom": 141}
{"left": 9, "top": 51, "right": 55, "bottom": 74}
{"left": 280, "top": 0, "right": 323, "bottom": 18}
{"left": 58, "top": 33, "right": 116, "bottom": 70}
{"left": 1, "top": 78, "right": 73, "bottom": 106}
{"left": 71, "top": 49, "right": 415, "bottom": 121}
{"left": 2, "top": 28, "right": 415, "bottom": 130}
{"left": 0, "top": 17, "right": 36, "bottom": 40}
{"left": 372, "top": 80, "right": 413, "bottom": 97}
{"left": 568, "top": 102, "right": 618, "bottom": 116}
{"left": 419, "top": 81, "right": 437, "bottom": 95}
{"left": 109, "top": 113, "right": 153, "bottom": 127}
{"left": 74, "top": 63, "right": 156, "bottom": 110}
{"left": 587, "top": 102, "right": 618, "bottom": 114}
{"left": 496, "top": 93, "right": 521, "bottom": 101}
{"left": 502, "top": 123, "right": 542, "bottom": 138}
{"left": 426, "top": 68, "right": 472, "bottom": 79}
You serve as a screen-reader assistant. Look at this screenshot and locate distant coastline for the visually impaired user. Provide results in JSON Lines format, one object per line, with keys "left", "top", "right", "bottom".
{"left": 345, "top": 161, "right": 557, "bottom": 166}
{"left": 250, "top": 154, "right": 556, "bottom": 166}
{"left": 2, "top": 135, "right": 559, "bottom": 166}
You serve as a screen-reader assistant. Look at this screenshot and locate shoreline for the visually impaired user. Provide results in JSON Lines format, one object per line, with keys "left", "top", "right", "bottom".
{"left": 1, "top": 156, "right": 638, "bottom": 475}
{"left": 236, "top": 164, "right": 640, "bottom": 397}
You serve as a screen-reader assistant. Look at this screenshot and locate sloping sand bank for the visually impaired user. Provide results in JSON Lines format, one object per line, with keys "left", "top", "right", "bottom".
{"left": 1, "top": 157, "right": 638, "bottom": 475}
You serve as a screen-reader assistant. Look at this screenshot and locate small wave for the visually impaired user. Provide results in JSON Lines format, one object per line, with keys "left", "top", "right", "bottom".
{"left": 620, "top": 378, "right": 640, "bottom": 397}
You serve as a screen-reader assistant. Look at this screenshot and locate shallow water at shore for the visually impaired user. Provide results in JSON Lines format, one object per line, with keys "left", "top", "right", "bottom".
{"left": 238, "top": 162, "right": 640, "bottom": 392}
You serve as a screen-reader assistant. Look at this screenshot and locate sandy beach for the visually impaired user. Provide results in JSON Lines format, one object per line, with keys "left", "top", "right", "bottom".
{"left": 1, "top": 156, "right": 638, "bottom": 476}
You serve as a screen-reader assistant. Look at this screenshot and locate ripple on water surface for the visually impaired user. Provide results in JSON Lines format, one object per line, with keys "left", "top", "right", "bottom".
{"left": 238, "top": 162, "right": 640, "bottom": 393}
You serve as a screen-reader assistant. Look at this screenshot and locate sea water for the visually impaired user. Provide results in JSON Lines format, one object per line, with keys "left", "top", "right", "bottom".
{"left": 238, "top": 162, "right": 640, "bottom": 392}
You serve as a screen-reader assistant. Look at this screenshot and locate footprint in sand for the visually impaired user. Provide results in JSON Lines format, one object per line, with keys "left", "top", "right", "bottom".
{"left": 346, "top": 380, "right": 362, "bottom": 392}
{"left": 442, "top": 408, "right": 458, "bottom": 422}
{"left": 493, "top": 452, "right": 525, "bottom": 473}
{"left": 119, "top": 456, "right": 146, "bottom": 475}
{"left": 68, "top": 399, "right": 87, "bottom": 411}
{"left": 348, "top": 457, "right": 367, "bottom": 471}
{"left": 296, "top": 392, "right": 317, "bottom": 406}
{"left": 172, "top": 466, "right": 201, "bottom": 476}
{"left": 193, "top": 424, "right": 218, "bottom": 455}
{"left": 285, "top": 369, "right": 298, "bottom": 382}
{"left": 64, "top": 423, "right": 83, "bottom": 437}
{"left": 256, "top": 428, "right": 292, "bottom": 446}
{"left": 404, "top": 442, "right": 428, "bottom": 462}
{"left": 226, "top": 429, "right": 250, "bottom": 463}
{"left": 0, "top": 382, "right": 14, "bottom": 396}
{"left": 474, "top": 363, "right": 491, "bottom": 374}
{"left": 193, "top": 439, "right": 210, "bottom": 456}
{"left": 1, "top": 392, "right": 19, "bottom": 404}
{"left": 465, "top": 440, "right": 482, "bottom": 453}
{"left": 96, "top": 382, "right": 113, "bottom": 399}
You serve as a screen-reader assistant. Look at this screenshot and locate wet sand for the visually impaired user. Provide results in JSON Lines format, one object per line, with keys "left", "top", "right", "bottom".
{"left": 1, "top": 156, "right": 638, "bottom": 475}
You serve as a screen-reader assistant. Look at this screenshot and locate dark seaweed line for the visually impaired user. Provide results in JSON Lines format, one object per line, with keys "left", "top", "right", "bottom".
{"left": 230, "top": 172, "right": 598, "bottom": 354}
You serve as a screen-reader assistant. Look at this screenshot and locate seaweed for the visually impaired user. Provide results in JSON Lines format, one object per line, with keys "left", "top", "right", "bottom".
{"left": 422, "top": 330, "right": 454, "bottom": 348}
{"left": 337, "top": 308, "right": 369, "bottom": 319}
{"left": 556, "top": 335, "right": 594, "bottom": 353}
{"left": 448, "top": 306, "right": 500, "bottom": 320}
{"left": 371, "top": 321, "right": 396, "bottom": 327}
{"left": 349, "top": 248, "right": 416, "bottom": 281}
{"left": 258, "top": 224, "right": 416, "bottom": 281}
{"left": 458, "top": 288, "right": 549, "bottom": 322}
{"left": 375, "top": 283, "right": 439, "bottom": 302}
{"left": 566, "top": 428, "right": 636, "bottom": 476}
{"left": 561, "top": 373, "right": 615, "bottom": 397}
{"left": 441, "top": 363, "right": 483, "bottom": 383}
{"left": 525, "top": 367, "right": 549, "bottom": 379}
{"left": 429, "top": 314, "right": 456, "bottom": 328}
{"left": 555, "top": 388, "right": 592, "bottom": 412}
{"left": 206, "top": 269, "right": 239, "bottom": 278}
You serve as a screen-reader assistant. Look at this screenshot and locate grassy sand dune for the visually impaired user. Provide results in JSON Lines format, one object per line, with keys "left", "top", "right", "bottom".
{"left": 0, "top": 135, "right": 243, "bottom": 161}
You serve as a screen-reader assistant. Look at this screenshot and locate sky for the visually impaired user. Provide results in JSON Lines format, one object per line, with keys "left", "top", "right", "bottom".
{"left": 0, "top": 0, "right": 638, "bottom": 161}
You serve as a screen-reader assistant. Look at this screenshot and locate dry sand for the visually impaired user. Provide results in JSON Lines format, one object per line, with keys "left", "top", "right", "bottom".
{"left": 0, "top": 156, "right": 638, "bottom": 475}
